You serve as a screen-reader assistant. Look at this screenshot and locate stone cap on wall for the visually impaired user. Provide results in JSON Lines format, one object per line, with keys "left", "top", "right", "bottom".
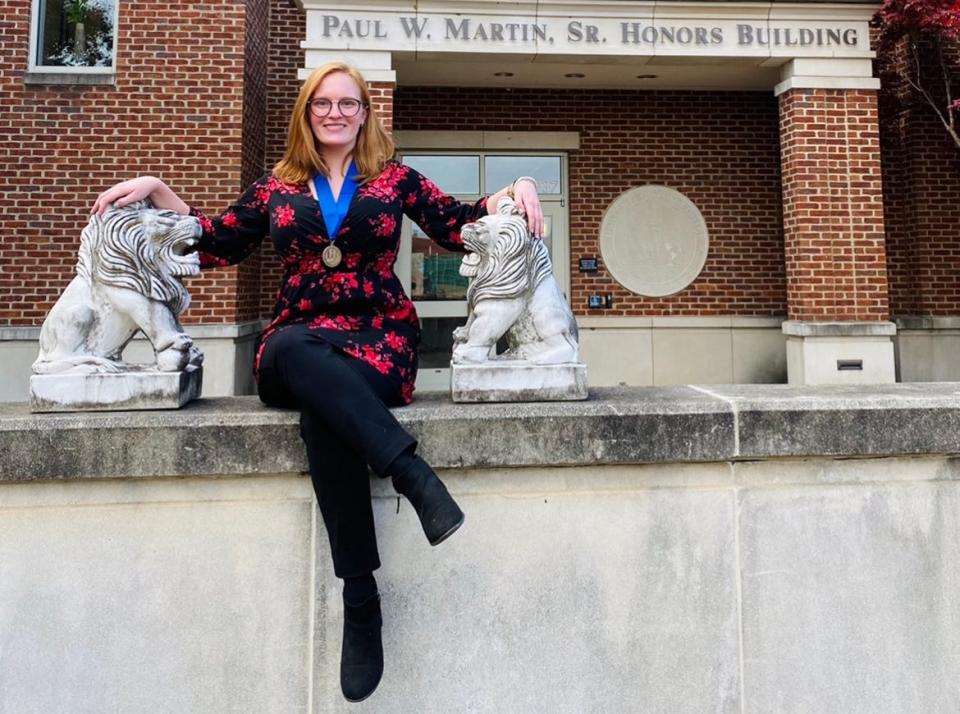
{"left": 895, "top": 316, "right": 960, "bottom": 331}
{"left": 782, "top": 320, "right": 898, "bottom": 337}
{"left": 3, "top": 384, "right": 960, "bottom": 481}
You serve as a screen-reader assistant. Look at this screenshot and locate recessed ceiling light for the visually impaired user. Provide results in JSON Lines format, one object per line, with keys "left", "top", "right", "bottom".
{"left": 564, "top": 73, "right": 585, "bottom": 78}
{"left": 635, "top": 74, "right": 659, "bottom": 80}
{"left": 494, "top": 71, "right": 514, "bottom": 77}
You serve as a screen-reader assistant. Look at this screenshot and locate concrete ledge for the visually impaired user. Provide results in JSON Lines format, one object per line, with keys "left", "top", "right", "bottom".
{"left": 5, "top": 383, "right": 960, "bottom": 481}
{"left": 895, "top": 315, "right": 960, "bottom": 331}
{"left": 23, "top": 71, "right": 115, "bottom": 86}
{"left": 577, "top": 315, "right": 784, "bottom": 329}
{"left": 0, "top": 327, "right": 42, "bottom": 340}
{"left": 0, "top": 321, "right": 268, "bottom": 341}
{"left": 697, "top": 383, "right": 960, "bottom": 457}
{"left": 782, "top": 320, "right": 897, "bottom": 337}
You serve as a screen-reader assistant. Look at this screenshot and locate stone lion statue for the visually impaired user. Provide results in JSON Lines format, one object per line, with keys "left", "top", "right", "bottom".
{"left": 452, "top": 197, "right": 579, "bottom": 365}
{"left": 33, "top": 202, "right": 204, "bottom": 375}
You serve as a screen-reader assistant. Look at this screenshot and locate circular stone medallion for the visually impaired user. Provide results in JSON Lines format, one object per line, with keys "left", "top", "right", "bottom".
{"left": 599, "top": 185, "right": 709, "bottom": 297}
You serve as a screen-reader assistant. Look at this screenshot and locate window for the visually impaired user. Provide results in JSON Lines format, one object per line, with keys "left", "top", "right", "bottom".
{"left": 402, "top": 155, "right": 480, "bottom": 195}
{"left": 402, "top": 154, "right": 480, "bottom": 302}
{"left": 484, "top": 155, "right": 562, "bottom": 195}
{"left": 31, "top": 0, "right": 117, "bottom": 71}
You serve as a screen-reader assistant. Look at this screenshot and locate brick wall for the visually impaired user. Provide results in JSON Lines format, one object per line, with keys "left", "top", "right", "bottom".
{"left": 242, "top": 0, "right": 268, "bottom": 190}
{"left": 0, "top": 0, "right": 253, "bottom": 326}
{"left": 235, "top": 0, "right": 269, "bottom": 323}
{"left": 256, "top": 0, "right": 305, "bottom": 319}
{"left": 899, "top": 113, "right": 960, "bottom": 315}
{"left": 879, "top": 37, "right": 960, "bottom": 316}
{"left": 368, "top": 82, "right": 394, "bottom": 134}
{"left": 393, "top": 87, "right": 785, "bottom": 316}
{"left": 7, "top": 0, "right": 954, "bottom": 329}
{"left": 878, "top": 38, "right": 915, "bottom": 315}
{"left": 779, "top": 88, "right": 889, "bottom": 322}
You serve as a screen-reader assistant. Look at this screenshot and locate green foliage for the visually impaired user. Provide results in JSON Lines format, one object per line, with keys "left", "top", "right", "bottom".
{"left": 65, "top": 0, "right": 89, "bottom": 26}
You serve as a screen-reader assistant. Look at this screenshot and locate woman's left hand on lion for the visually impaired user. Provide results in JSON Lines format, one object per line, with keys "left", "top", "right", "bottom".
{"left": 512, "top": 179, "right": 544, "bottom": 239}
{"left": 92, "top": 176, "right": 190, "bottom": 217}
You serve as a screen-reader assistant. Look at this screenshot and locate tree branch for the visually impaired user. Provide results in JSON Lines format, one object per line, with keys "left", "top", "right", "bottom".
{"left": 937, "top": 36, "right": 956, "bottom": 135}
{"left": 910, "top": 38, "right": 960, "bottom": 148}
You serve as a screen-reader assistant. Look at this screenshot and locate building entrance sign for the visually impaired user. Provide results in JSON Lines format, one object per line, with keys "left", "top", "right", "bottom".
{"left": 303, "top": 2, "right": 874, "bottom": 61}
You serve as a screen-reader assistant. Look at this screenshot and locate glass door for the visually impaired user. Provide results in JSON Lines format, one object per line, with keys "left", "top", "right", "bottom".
{"left": 398, "top": 152, "right": 568, "bottom": 392}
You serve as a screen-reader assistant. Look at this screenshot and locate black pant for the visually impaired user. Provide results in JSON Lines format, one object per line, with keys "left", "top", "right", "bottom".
{"left": 257, "top": 324, "right": 416, "bottom": 578}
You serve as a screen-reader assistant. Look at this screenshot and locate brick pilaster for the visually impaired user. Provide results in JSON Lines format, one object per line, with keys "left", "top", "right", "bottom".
{"left": 368, "top": 81, "right": 395, "bottom": 135}
{"left": 779, "top": 88, "right": 889, "bottom": 322}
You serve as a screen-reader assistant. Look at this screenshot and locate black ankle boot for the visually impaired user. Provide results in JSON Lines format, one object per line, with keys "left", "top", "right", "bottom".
{"left": 391, "top": 456, "right": 465, "bottom": 545}
{"left": 340, "top": 594, "right": 383, "bottom": 703}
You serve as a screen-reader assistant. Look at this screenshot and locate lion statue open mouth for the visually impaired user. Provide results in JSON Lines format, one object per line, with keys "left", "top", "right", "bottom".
{"left": 33, "top": 201, "right": 204, "bottom": 375}
{"left": 452, "top": 197, "right": 579, "bottom": 365}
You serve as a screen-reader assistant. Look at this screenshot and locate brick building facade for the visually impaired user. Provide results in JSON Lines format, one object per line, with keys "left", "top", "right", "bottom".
{"left": 1, "top": 0, "right": 958, "bottom": 399}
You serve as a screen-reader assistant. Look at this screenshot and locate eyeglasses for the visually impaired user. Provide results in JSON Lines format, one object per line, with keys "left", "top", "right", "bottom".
{"left": 307, "top": 98, "right": 365, "bottom": 118}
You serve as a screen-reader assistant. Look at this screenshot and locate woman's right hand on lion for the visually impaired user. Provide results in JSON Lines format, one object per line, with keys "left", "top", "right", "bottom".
{"left": 92, "top": 176, "right": 189, "bottom": 217}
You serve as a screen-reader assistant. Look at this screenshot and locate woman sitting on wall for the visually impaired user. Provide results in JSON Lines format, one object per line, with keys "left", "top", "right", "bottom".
{"left": 92, "top": 61, "right": 543, "bottom": 703}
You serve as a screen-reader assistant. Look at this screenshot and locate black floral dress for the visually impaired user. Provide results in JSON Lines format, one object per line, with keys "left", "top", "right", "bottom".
{"left": 191, "top": 160, "right": 488, "bottom": 404}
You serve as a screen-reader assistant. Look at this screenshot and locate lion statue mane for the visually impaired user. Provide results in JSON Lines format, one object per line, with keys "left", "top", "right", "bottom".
{"left": 33, "top": 201, "right": 204, "bottom": 374}
{"left": 452, "top": 196, "right": 579, "bottom": 365}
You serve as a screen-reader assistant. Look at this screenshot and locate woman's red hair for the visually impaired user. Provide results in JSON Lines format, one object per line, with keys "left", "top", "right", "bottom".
{"left": 273, "top": 62, "right": 394, "bottom": 184}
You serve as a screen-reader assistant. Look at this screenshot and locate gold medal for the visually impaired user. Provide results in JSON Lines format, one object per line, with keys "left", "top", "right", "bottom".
{"left": 321, "top": 244, "right": 342, "bottom": 268}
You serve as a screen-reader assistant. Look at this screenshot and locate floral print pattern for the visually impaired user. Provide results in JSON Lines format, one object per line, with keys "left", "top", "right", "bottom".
{"left": 191, "top": 161, "right": 488, "bottom": 404}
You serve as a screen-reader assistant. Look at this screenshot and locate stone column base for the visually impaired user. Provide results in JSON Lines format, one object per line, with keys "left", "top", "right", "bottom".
{"left": 783, "top": 321, "right": 896, "bottom": 385}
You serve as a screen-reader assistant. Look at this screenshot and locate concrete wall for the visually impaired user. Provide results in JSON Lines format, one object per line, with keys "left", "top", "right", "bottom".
{"left": 0, "top": 328, "right": 44, "bottom": 402}
{"left": 5, "top": 385, "right": 960, "bottom": 712}
{"left": 577, "top": 316, "right": 787, "bottom": 386}
{"left": 3, "top": 457, "right": 960, "bottom": 712}
{"left": 0, "top": 476, "right": 316, "bottom": 714}
{"left": 895, "top": 317, "right": 960, "bottom": 382}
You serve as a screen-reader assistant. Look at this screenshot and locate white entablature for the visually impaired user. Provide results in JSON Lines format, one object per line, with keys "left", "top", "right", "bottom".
{"left": 295, "top": 0, "right": 881, "bottom": 92}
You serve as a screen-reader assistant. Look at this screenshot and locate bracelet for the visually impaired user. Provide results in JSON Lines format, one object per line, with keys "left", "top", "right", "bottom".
{"left": 506, "top": 176, "right": 537, "bottom": 198}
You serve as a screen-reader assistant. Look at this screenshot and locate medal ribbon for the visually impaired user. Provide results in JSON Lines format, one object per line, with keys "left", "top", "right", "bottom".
{"left": 314, "top": 161, "right": 359, "bottom": 240}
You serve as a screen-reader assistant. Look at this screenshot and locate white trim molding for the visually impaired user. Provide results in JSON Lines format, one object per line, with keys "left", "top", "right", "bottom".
{"left": 774, "top": 57, "right": 880, "bottom": 95}
{"left": 0, "top": 320, "right": 269, "bottom": 342}
{"left": 395, "top": 130, "right": 580, "bottom": 151}
{"left": 298, "top": 50, "right": 397, "bottom": 82}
